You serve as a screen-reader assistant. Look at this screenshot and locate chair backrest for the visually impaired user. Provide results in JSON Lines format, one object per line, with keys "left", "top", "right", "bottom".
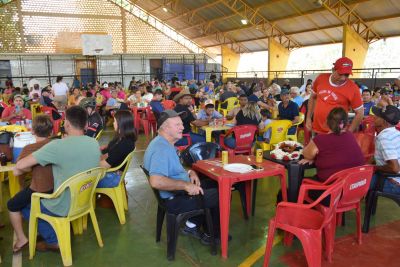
{"left": 107, "top": 151, "right": 134, "bottom": 186}
{"left": 140, "top": 165, "right": 165, "bottom": 207}
{"left": 264, "top": 120, "right": 292, "bottom": 147}
{"left": 95, "top": 129, "right": 103, "bottom": 141}
{"left": 338, "top": 165, "right": 374, "bottom": 207}
{"left": 318, "top": 181, "right": 345, "bottom": 228}
{"left": 353, "top": 133, "right": 375, "bottom": 163}
{"left": 180, "top": 142, "right": 221, "bottom": 166}
{"left": 51, "top": 167, "right": 106, "bottom": 218}
{"left": 222, "top": 97, "right": 239, "bottom": 111}
{"left": 361, "top": 116, "right": 375, "bottom": 135}
{"left": 145, "top": 107, "right": 157, "bottom": 122}
{"left": 229, "top": 125, "right": 258, "bottom": 150}
{"left": 162, "top": 100, "right": 176, "bottom": 110}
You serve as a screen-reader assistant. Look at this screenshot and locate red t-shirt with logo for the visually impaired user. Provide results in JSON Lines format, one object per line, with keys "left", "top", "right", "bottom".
{"left": 312, "top": 73, "right": 362, "bottom": 133}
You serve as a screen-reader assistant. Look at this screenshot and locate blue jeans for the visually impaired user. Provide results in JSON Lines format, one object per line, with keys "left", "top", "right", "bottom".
{"left": 175, "top": 132, "right": 206, "bottom": 146}
{"left": 370, "top": 174, "right": 400, "bottom": 194}
{"left": 22, "top": 203, "right": 60, "bottom": 245}
{"left": 224, "top": 136, "right": 236, "bottom": 149}
{"left": 97, "top": 172, "right": 121, "bottom": 188}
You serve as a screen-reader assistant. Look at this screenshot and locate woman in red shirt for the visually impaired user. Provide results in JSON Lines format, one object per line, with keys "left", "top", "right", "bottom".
{"left": 1, "top": 95, "right": 32, "bottom": 124}
{"left": 300, "top": 107, "right": 364, "bottom": 182}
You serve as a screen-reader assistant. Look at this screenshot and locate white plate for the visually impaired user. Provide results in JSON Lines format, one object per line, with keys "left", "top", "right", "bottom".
{"left": 223, "top": 163, "right": 253, "bottom": 173}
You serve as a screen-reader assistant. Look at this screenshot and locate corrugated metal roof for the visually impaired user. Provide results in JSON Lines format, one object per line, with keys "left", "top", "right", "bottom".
{"left": 134, "top": 0, "right": 400, "bottom": 53}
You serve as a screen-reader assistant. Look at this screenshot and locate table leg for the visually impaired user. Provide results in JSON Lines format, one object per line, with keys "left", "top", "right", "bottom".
{"left": 279, "top": 170, "right": 288, "bottom": 202}
{"left": 245, "top": 181, "right": 252, "bottom": 216}
{"left": 8, "top": 169, "right": 20, "bottom": 198}
{"left": 206, "top": 129, "right": 212, "bottom": 142}
{"left": 218, "top": 181, "right": 232, "bottom": 259}
{"left": 287, "top": 163, "right": 302, "bottom": 202}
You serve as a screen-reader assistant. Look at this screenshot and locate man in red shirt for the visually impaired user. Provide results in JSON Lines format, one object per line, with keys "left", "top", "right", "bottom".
{"left": 306, "top": 57, "right": 363, "bottom": 134}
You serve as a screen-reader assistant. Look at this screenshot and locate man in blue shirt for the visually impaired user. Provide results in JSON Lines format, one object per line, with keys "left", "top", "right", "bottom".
{"left": 278, "top": 89, "right": 300, "bottom": 135}
{"left": 149, "top": 89, "right": 164, "bottom": 120}
{"left": 362, "top": 89, "right": 374, "bottom": 116}
{"left": 197, "top": 99, "right": 223, "bottom": 121}
{"left": 289, "top": 86, "right": 304, "bottom": 107}
{"left": 143, "top": 110, "right": 220, "bottom": 244}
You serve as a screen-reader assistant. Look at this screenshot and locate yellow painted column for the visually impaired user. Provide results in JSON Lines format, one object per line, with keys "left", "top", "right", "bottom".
{"left": 221, "top": 45, "right": 240, "bottom": 82}
{"left": 268, "top": 38, "right": 290, "bottom": 82}
{"left": 342, "top": 25, "right": 369, "bottom": 78}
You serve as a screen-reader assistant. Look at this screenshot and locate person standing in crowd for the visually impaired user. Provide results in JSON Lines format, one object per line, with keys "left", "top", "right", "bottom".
{"left": 28, "top": 77, "right": 41, "bottom": 91}
{"left": 52, "top": 76, "right": 69, "bottom": 109}
{"left": 306, "top": 57, "right": 363, "bottom": 134}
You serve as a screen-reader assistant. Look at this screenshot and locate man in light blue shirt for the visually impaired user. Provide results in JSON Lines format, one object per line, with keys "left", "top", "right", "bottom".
{"left": 144, "top": 110, "right": 220, "bottom": 244}
{"left": 197, "top": 99, "right": 223, "bottom": 121}
{"left": 289, "top": 86, "right": 304, "bottom": 107}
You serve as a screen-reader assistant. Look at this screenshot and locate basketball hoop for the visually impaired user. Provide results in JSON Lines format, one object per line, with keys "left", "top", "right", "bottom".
{"left": 94, "top": 48, "right": 104, "bottom": 54}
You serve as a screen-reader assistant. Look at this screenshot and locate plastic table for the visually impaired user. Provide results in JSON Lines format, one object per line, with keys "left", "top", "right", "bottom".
{"left": 192, "top": 155, "right": 286, "bottom": 258}
{"left": 263, "top": 152, "right": 315, "bottom": 202}
{"left": 201, "top": 124, "right": 232, "bottom": 142}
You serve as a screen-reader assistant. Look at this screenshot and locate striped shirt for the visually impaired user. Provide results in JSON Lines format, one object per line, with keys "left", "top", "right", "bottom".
{"left": 375, "top": 127, "right": 400, "bottom": 182}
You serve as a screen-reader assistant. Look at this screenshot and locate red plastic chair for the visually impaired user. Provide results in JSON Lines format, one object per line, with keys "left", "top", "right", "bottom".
{"left": 301, "top": 165, "right": 374, "bottom": 259}
{"left": 40, "top": 106, "right": 63, "bottom": 135}
{"left": 263, "top": 181, "right": 344, "bottom": 267}
{"left": 162, "top": 100, "right": 176, "bottom": 110}
{"left": 219, "top": 125, "right": 258, "bottom": 156}
{"left": 175, "top": 134, "right": 192, "bottom": 152}
{"left": 132, "top": 107, "right": 148, "bottom": 134}
{"left": 140, "top": 107, "right": 157, "bottom": 138}
{"left": 361, "top": 115, "right": 375, "bottom": 135}
{"left": 353, "top": 132, "right": 375, "bottom": 163}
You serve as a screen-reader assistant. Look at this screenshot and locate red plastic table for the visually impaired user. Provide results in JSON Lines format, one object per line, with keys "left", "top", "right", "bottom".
{"left": 192, "top": 155, "right": 287, "bottom": 258}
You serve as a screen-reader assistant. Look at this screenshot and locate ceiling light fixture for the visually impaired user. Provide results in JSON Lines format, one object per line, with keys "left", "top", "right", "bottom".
{"left": 241, "top": 19, "right": 248, "bottom": 25}
{"left": 162, "top": 7, "right": 168, "bottom": 12}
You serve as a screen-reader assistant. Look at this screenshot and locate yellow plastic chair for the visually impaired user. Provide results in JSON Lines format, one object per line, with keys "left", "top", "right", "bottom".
{"left": 95, "top": 129, "right": 104, "bottom": 141}
{"left": 30, "top": 103, "right": 42, "bottom": 119}
{"left": 218, "top": 97, "right": 239, "bottom": 116}
{"left": 29, "top": 167, "right": 106, "bottom": 266}
{"left": 286, "top": 112, "right": 305, "bottom": 142}
{"left": 256, "top": 120, "right": 292, "bottom": 151}
{"left": 95, "top": 151, "right": 133, "bottom": 225}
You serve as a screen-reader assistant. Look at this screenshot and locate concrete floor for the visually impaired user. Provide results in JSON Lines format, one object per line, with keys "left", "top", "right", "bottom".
{"left": 0, "top": 131, "right": 399, "bottom": 266}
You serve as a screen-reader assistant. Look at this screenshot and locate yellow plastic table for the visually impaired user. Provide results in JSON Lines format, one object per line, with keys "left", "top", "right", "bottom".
{"left": 0, "top": 163, "right": 19, "bottom": 197}
{"left": 201, "top": 125, "right": 232, "bottom": 142}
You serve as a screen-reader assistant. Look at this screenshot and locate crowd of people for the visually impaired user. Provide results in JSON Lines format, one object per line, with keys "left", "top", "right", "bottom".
{"left": 1, "top": 57, "right": 400, "bottom": 258}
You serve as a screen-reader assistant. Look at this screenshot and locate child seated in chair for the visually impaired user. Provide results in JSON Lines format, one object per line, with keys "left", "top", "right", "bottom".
{"left": 259, "top": 109, "right": 274, "bottom": 143}
{"left": 98, "top": 110, "right": 136, "bottom": 188}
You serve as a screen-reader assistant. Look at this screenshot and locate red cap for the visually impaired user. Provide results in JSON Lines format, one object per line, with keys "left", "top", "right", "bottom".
{"left": 333, "top": 57, "right": 353, "bottom": 75}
